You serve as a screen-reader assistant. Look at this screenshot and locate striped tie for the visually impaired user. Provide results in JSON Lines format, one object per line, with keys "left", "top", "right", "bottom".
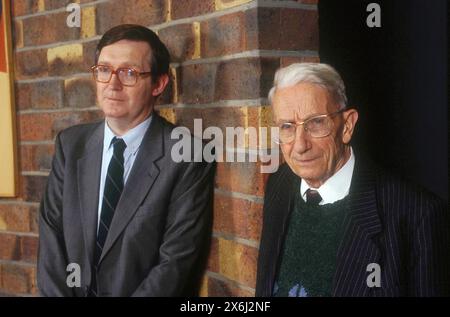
{"left": 89, "top": 137, "right": 126, "bottom": 296}
{"left": 96, "top": 137, "right": 126, "bottom": 263}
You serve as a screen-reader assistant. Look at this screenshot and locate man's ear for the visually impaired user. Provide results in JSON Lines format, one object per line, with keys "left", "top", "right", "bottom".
{"left": 151, "top": 74, "right": 169, "bottom": 97}
{"left": 342, "top": 108, "right": 358, "bottom": 144}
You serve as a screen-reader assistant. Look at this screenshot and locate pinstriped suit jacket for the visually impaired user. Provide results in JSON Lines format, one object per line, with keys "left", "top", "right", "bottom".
{"left": 256, "top": 157, "right": 450, "bottom": 297}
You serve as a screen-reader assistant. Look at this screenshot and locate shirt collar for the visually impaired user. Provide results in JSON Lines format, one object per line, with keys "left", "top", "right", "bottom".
{"left": 300, "top": 147, "right": 355, "bottom": 205}
{"left": 103, "top": 115, "right": 152, "bottom": 154}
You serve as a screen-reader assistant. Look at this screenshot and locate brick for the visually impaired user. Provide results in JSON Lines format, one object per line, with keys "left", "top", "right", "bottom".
{"left": 11, "top": 0, "right": 41, "bottom": 17}
{"left": 16, "top": 81, "right": 64, "bottom": 110}
{"left": 20, "top": 236, "right": 39, "bottom": 263}
{"left": 207, "top": 237, "right": 258, "bottom": 287}
{"left": 247, "top": 105, "right": 272, "bottom": 129}
{"left": 157, "top": 75, "right": 174, "bottom": 106}
{"left": 213, "top": 58, "right": 247, "bottom": 101}
{"left": 0, "top": 263, "right": 37, "bottom": 295}
{"left": 0, "top": 233, "right": 21, "bottom": 261}
{"left": 0, "top": 234, "right": 38, "bottom": 263}
{"left": 47, "top": 43, "right": 83, "bottom": 76}
{"left": 18, "top": 110, "right": 102, "bottom": 142}
{"left": 179, "top": 63, "right": 217, "bottom": 104}
{"left": 215, "top": 57, "right": 279, "bottom": 101}
{"left": 44, "top": 0, "right": 92, "bottom": 11}
{"left": 50, "top": 110, "right": 103, "bottom": 135}
{"left": 64, "top": 77, "right": 96, "bottom": 108}
{"left": 259, "top": 57, "right": 281, "bottom": 97}
{"left": 256, "top": 8, "right": 279, "bottom": 50}
{"left": 15, "top": 49, "right": 48, "bottom": 80}
{"left": 179, "top": 58, "right": 279, "bottom": 105}
{"left": 247, "top": 106, "right": 280, "bottom": 151}
{"left": 157, "top": 66, "right": 178, "bottom": 106}
{"left": 21, "top": 176, "right": 48, "bottom": 203}
{"left": 213, "top": 193, "right": 262, "bottom": 241}
{"left": 22, "top": 12, "right": 81, "bottom": 47}
{"left": 44, "top": 0, "right": 72, "bottom": 10}
{"left": 83, "top": 39, "right": 100, "bottom": 68}
{"left": 30, "top": 208, "right": 39, "bottom": 234}
{"left": 96, "top": 0, "right": 166, "bottom": 35}
{"left": 204, "top": 275, "right": 254, "bottom": 296}
{"left": 215, "top": 0, "right": 253, "bottom": 11}
{"left": 17, "top": 112, "right": 61, "bottom": 141}
{"left": 201, "top": 12, "right": 246, "bottom": 58}
{"left": 46, "top": 40, "right": 98, "bottom": 76}
{"left": 172, "top": 106, "right": 278, "bottom": 155}
{"left": 243, "top": 8, "right": 258, "bottom": 51}
{"left": 15, "top": 83, "right": 32, "bottom": 111}
{"left": 18, "top": 111, "right": 96, "bottom": 141}
{"left": 198, "top": 274, "right": 208, "bottom": 296}
{"left": 174, "top": 107, "right": 248, "bottom": 136}
{"left": 280, "top": 8, "right": 319, "bottom": 51}
{"left": 171, "top": 0, "right": 215, "bottom": 20}
{"left": 215, "top": 161, "right": 268, "bottom": 197}
{"left": 13, "top": 20, "right": 24, "bottom": 50}
{"left": 0, "top": 205, "right": 39, "bottom": 233}
{"left": 258, "top": 8, "right": 319, "bottom": 51}
{"left": 159, "top": 24, "right": 196, "bottom": 62}
{"left": 280, "top": 55, "right": 320, "bottom": 67}
{"left": 156, "top": 108, "right": 176, "bottom": 124}
{"left": 81, "top": 6, "right": 97, "bottom": 39}
{"left": 297, "top": 0, "right": 318, "bottom": 4}
{"left": 19, "top": 144, "right": 54, "bottom": 172}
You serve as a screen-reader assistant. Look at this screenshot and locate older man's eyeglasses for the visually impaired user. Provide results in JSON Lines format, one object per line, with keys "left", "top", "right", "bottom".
{"left": 91, "top": 65, "right": 152, "bottom": 86}
{"left": 275, "top": 109, "right": 345, "bottom": 144}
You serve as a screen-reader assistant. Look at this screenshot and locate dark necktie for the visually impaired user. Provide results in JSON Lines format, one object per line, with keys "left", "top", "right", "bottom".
{"left": 306, "top": 189, "right": 322, "bottom": 205}
{"left": 95, "top": 137, "right": 126, "bottom": 263}
{"left": 90, "top": 137, "right": 126, "bottom": 296}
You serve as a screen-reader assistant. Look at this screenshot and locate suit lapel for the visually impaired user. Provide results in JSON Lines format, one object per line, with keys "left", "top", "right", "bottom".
{"left": 332, "top": 156, "right": 382, "bottom": 296}
{"left": 77, "top": 122, "right": 105, "bottom": 267}
{"left": 263, "top": 165, "right": 299, "bottom": 296}
{"left": 99, "top": 115, "right": 165, "bottom": 264}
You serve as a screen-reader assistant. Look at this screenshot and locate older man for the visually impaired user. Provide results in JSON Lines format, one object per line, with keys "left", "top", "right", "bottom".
{"left": 256, "top": 63, "right": 449, "bottom": 297}
{"left": 37, "top": 24, "right": 215, "bottom": 297}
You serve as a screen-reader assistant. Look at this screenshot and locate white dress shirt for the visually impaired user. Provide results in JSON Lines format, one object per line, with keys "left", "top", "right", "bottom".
{"left": 97, "top": 116, "right": 152, "bottom": 230}
{"left": 300, "top": 147, "right": 355, "bottom": 205}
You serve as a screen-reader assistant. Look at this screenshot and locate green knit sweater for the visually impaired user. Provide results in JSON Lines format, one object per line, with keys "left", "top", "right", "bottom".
{"left": 274, "top": 188, "right": 349, "bottom": 297}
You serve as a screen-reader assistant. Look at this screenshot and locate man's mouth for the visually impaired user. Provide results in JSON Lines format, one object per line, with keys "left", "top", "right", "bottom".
{"left": 106, "top": 97, "right": 124, "bottom": 102}
{"left": 294, "top": 157, "right": 317, "bottom": 164}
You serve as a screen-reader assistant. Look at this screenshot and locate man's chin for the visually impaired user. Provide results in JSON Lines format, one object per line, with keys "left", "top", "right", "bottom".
{"left": 102, "top": 110, "right": 127, "bottom": 120}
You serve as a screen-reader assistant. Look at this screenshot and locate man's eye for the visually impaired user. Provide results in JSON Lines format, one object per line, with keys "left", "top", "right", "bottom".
{"left": 280, "top": 123, "right": 294, "bottom": 130}
{"left": 308, "top": 117, "right": 326, "bottom": 126}
{"left": 119, "top": 69, "right": 135, "bottom": 77}
{"left": 97, "top": 66, "right": 111, "bottom": 73}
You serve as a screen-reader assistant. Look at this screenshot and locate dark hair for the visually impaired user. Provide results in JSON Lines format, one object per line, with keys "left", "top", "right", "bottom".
{"left": 95, "top": 24, "right": 170, "bottom": 80}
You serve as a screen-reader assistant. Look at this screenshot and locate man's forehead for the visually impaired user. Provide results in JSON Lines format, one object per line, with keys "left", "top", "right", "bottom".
{"left": 273, "top": 83, "right": 334, "bottom": 119}
{"left": 274, "top": 83, "right": 330, "bottom": 102}
{"left": 98, "top": 40, "right": 151, "bottom": 66}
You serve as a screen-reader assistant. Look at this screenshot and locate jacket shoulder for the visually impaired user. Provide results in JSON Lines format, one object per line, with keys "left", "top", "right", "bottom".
{"left": 376, "top": 168, "right": 444, "bottom": 208}
{"left": 58, "top": 121, "right": 103, "bottom": 145}
{"left": 266, "top": 163, "right": 295, "bottom": 189}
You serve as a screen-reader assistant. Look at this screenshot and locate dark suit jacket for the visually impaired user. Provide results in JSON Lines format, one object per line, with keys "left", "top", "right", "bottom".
{"left": 37, "top": 114, "right": 215, "bottom": 297}
{"left": 256, "top": 157, "right": 450, "bottom": 296}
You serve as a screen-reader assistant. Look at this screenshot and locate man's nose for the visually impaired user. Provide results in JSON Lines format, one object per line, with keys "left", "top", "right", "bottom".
{"left": 108, "top": 72, "right": 123, "bottom": 89}
{"left": 292, "top": 125, "right": 311, "bottom": 153}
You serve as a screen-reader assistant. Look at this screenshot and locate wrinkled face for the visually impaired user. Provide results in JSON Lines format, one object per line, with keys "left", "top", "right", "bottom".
{"left": 96, "top": 40, "right": 163, "bottom": 128}
{"left": 272, "top": 83, "right": 358, "bottom": 188}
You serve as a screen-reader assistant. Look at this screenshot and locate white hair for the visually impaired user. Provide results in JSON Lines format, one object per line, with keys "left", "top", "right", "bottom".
{"left": 268, "top": 63, "right": 348, "bottom": 110}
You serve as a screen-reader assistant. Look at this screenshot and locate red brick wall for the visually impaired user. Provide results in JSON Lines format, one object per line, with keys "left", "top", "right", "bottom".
{"left": 0, "top": 0, "right": 319, "bottom": 296}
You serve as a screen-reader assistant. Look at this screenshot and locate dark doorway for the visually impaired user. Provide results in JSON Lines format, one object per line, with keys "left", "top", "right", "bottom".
{"left": 319, "top": 0, "right": 448, "bottom": 201}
